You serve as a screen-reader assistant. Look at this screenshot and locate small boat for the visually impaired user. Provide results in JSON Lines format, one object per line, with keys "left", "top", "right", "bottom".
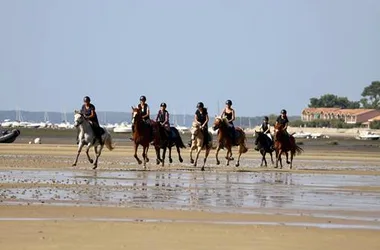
{"left": 0, "top": 129, "right": 21, "bottom": 143}
{"left": 293, "top": 131, "right": 312, "bottom": 139}
{"left": 355, "top": 131, "right": 380, "bottom": 140}
{"left": 113, "top": 123, "right": 132, "bottom": 133}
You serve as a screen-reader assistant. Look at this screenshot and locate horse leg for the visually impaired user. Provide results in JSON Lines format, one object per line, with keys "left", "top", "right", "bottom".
{"left": 290, "top": 151, "right": 294, "bottom": 169}
{"left": 168, "top": 146, "right": 173, "bottom": 164}
{"left": 194, "top": 147, "right": 201, "bottom": 167}
{"left": 161, "top": 147, "right": 166, "bottom": 167}
{"left": 275, "top": 149, "right": 280, "bottom": 168}
{"left": 190, "top": 146, "right": 195, "bottom": 164}
{"left": 134, "top": 143, "right": 142, "bottom": 165}
{"left": 93, "top": 144, "right": 103, "bottom": 170}
{"left": 142, "top": 146, "right": 148, "bottom": 169}
{"left": 155, "top": 145, "right": 161, "bottom": 165}
{"left": 85, "top": 143, "right": 94, "bottom": 164}
{"left": 286, "top": 151, "right": 291, "bottom": 164}
{"left": 202, "top": 147, "right": 210, "bottom": 171}
{"left": 279, "top": 150, "right": 283, "bottom": 169}
{"left": 226, "top": 148, "right": 231, "bottom": 166}
{"left": 270, "top": 151, "right": 274, "bottom": 165}
{"left": 215, "top": 145, "right": 221, "bottom": 165}
{"left": 72, "top": 142, "right": 85, "bottom": 166}
{"left": 260, "top": 150, "right": 264, "bottom": 167}
{"left": 176, "top": 145, "right": 183, "bottom": 163}
{"left": 235, "top": 150, "right": 242, "bottom": 167}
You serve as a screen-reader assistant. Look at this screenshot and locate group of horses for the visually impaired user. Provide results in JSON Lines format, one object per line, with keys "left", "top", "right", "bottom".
{"left": 72, "top": 109, "right": 303, "bottom": 171}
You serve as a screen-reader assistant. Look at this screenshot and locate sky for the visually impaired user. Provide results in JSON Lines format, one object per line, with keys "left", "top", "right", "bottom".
{"left": 0, "top": 0, "right": 379, "bottom": 117}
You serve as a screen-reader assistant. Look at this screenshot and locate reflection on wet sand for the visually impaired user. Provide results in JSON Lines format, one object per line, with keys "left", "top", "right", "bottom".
{"left": 1, "top": 170, "right": 380, "bottom": 215}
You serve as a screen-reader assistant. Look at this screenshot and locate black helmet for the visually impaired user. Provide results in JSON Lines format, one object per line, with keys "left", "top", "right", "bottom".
{"left": 160, "top": 102, "right": 167, "bottom": 108}
{"left": 264, "top": 116, "right": 269, "bottom": 121}
{"left": 83, "top": 96, "right": 91, "bottom": 103}
{"left": 225, "top": 100, "right": 232, "bottom": 106}
{"left": 197, "top": 102, "right": 204, "bottom": 108}
{"left": 140, "top": 95, "right": 146, "bottom": 102}
{"left": 281, "top": 109, "right": 287, "bottom": 114}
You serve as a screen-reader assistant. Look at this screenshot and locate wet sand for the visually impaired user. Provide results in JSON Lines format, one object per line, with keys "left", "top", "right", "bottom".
{"left": 0, "top": 143, "right": 380, "bottom": 249}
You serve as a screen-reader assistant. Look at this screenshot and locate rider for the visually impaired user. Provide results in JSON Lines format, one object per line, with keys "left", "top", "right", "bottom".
{"left": 80, "top": 96, "right": 102, "bottom": 144}
{"left": 220, "top": 100, "right": 236, "bottom": 144}
{"left": 275, "top": 109, "right": 289, "bottom": 139}
{"left": 193, "top": 102, "right": 210, "bottom": 146}
{"left": 258, "top": 116, "right": 273, "bottom": 150}
{"left": 156, "top": 102, "right": 170, "bottom": 139}
{"left": 138, "top": 95, "right": 150, "bottom": 123}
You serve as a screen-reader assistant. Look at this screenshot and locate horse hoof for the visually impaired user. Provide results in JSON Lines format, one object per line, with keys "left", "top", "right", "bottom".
{"left": 169, "top": 158, "right": 173, "bottom": 164}
{"left": 286, "top": 161, "right": 291, "bottom": 164}
{"left": 230, "top": 157, "right": 234, "bottom": 161}
{"left": 235, "top": 163, "right": 239, "bottom": 167}
{"left": 138, "top": 160, "right": 142, "bottom": 165}
{"left": 190, "top": 159, "right": 194, "bottom": 164}
{"left": 156, "top": 159, "right": 160, "bottom": 165}
{"left": 93, "top": 165, "right": 98, "bottom": 170}
{"left": 89, "top": 159, "right": 94, "bottom": 164}
{"left": 201, "top": 167, "right": 205, "bottom": 171}
{"left": 146, "top": 158, "right": 150, "bottom": 162}
{"left": 179, "top": 158, "right": 183, "bottom": 163}
{"left": 216, "top": 161, "right": 220, "bottom": 165}
{"left": 72, "top": 163, "right": 76, "bottom": 167}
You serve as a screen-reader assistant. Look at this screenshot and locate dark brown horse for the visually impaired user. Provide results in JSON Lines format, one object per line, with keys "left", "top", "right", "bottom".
{"left": 213, "top": 117, "right": 248, "bottom": 167}
{"left": 131, "top": 107, "right": 161, "bottom": 169}
{"left": 274, "top": 123, "right": 303, "bottom": 169}
{"left": 158, "top": 126, "right": 186, "bottom": 166}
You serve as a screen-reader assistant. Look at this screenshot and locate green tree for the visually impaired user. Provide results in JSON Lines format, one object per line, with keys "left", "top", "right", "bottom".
{"left": 361, "top": 81, "right": 380, "bottom": 109}
{"left": 308, "top": 94, "right": 360, "bottom": 109}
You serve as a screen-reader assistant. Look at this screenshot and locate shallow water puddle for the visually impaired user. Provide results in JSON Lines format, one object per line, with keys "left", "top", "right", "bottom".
{"left": 1, "top": 170, "right": 380, "bottom": 216}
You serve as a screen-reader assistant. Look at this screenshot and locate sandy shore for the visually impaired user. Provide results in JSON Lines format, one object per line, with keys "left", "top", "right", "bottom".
{"left": 1, "top": 143, "right": 380, "bottom": 249}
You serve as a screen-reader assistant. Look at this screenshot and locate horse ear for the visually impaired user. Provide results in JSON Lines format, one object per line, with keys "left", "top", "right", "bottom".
{"left": 74, "top": 110, "right": 79, "bottom": 114}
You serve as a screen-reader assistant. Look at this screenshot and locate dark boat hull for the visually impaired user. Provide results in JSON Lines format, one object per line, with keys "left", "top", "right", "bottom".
{"left": 0, "top": 129, "right": 21, "bottom": 143}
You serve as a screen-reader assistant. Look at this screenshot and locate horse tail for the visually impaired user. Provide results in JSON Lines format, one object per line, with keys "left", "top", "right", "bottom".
{"left": 173, "top": 128, "right": 186, "bottom": 148}
{"left": 104, "top": 133, "right": 115, "bottom": 151}
{"left": 293, "top": 144, "right": 303, "bottom": 155}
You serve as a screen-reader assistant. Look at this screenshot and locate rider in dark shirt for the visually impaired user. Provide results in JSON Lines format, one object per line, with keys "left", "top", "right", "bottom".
{"left": 156, "top": 102, "right": 170, "bottom": 139}
{"left": 258, "top": 116, "right": 274, "bottom": 150}
{"left": 79, "top": 96, "right": 102, "bottom": 144}
{"left": 138, "top": 95, "right": 150, "bottom": 123}
{"left": 220, "top": 100, "right": 236, "bottom": 143}
{"left": 193, "top": 102, "right": 210, "bottom": 146}
{"left": 275, "top": 109, "right": 289, "bottom": 141}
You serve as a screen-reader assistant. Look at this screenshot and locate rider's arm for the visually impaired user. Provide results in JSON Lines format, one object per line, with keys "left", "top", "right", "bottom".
{"left": 229, "top": 109, "right": 236, "bottom": 123}
{"left": 164, "top": 112, "right": 169, "bottom": 125}
{"left": 202, "top": 114, "right": 209, "bottom": 128}
{"left": 155, "top": 112, "right": 160, "bottom": 122}
{"left": 85, "top": 106, "right": 96, "bottom": 119}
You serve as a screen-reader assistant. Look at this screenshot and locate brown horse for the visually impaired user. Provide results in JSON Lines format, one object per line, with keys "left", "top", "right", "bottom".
{"left": 131, "top": 107, "right": 161, "bottom": 169}
{"left": 212, "top": 117, "right": 248, "bottom": 167}
{"left": 274, "top": 123, "right": 303, "bottom": 169}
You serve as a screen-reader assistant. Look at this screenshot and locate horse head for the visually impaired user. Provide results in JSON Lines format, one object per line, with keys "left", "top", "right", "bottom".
{"left": 191, "top": 122, "right": 202, "bottom": 138}
{"left": 73, "top": 110, "right": 85, "bottom": 128}
{"left": 212, "top": 116, "right": 227, "bottom": 131}
{"left": 254, "top": 131, "right": 266, "bottom": 146}
{"left": 131, "top": 106, "right": 142, "bottom": 125}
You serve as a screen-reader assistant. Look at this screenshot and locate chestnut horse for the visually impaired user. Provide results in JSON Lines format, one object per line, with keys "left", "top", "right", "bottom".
{"left": 189, "top": 122, "right": 212, "bottom": 171}
{"left": 274, "top": 123, "right": 303, "bottom": 169}
{"left": 212, "top": 117, "right": 248, "bottom": 167}
{"left": 131, "top": 107, "right": 161, "bottom": 169}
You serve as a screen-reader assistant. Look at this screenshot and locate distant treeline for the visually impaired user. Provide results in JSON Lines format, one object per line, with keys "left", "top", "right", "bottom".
{"left": 0, "top": 110, "right": 300, "bottom": 128}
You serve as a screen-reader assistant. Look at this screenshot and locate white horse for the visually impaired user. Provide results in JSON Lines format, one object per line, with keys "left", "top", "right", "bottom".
{"left": 189, "top": 122, "right": 212, "bottom": 171}
{"left": 72, "top": 111, "right": 114, "bottom": 169}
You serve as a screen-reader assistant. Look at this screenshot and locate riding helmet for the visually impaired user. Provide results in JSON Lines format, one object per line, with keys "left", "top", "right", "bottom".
{"left": 225, "top": 100, "right": 232, "bottom": 106}
{"left": 281, "top": 109, "right": 287, "bottom": 114}
{"left": 140, "top": 95, "right": 146, "bottom": 102}
{"left": 160, "top": 102, "right": 167, "bottom": 108}
{"left": 83, "top": 96, "right": 91, "bottom": 103}
{"left": 264, "top": 116, "right": 269, "bottom": 121}
{"left": 197, "top": 102, "right": 204, "bottom": 109}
